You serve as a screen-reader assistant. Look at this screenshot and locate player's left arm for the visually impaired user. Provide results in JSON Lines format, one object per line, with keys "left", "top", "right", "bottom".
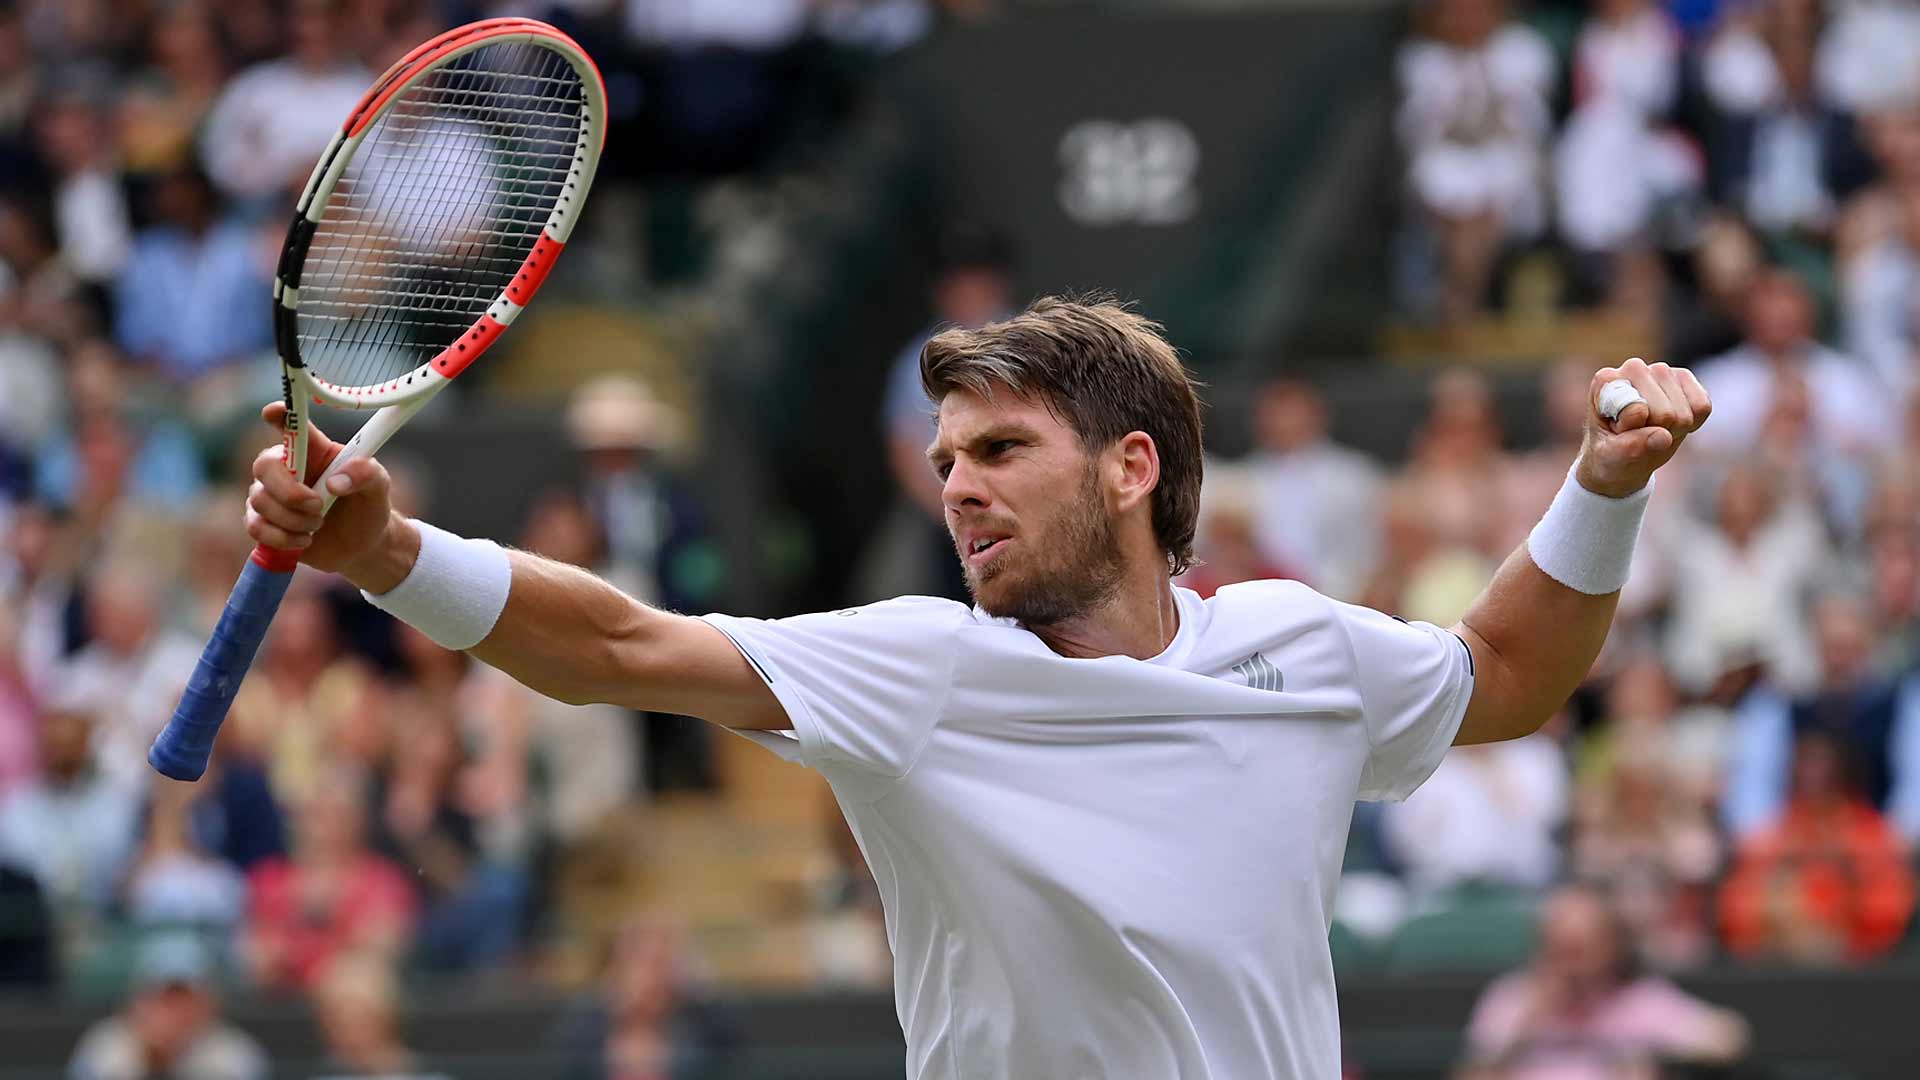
{"left": 1450, "top": 358, "right": 1710, "bottom": 746}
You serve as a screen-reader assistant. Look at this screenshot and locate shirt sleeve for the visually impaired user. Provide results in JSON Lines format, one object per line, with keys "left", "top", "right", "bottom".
{"left": 699, "top": 597, "right": 969, "bottom": 794}
{"left": 1329, "top": 599, "right": 1475, "bottom": 802}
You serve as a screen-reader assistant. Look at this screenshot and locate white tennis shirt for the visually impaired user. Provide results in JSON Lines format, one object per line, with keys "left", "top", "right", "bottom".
{"left": 701, "top": 578, "right": 1474, "bottom": 1079}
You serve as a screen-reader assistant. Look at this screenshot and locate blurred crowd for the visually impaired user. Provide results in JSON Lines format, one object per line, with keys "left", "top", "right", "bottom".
{"left": 6, "top": 0, "right": 1920, "bottom": 1076}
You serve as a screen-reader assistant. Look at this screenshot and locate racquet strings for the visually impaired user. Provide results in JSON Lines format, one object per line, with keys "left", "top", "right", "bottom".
{"left": 295, "top": 40, "right": 585, "bottom": 389}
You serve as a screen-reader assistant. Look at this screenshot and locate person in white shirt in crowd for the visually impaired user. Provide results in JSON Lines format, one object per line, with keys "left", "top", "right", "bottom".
{"left": 1381, "top": 722, "right": 1570, "bottom": 898}
{"left": 241, "top": 295, "right": 1709, "bottom": 1078}
{"left": 1843, "top": 182, "right": 1920, "bottom": 405}
{"left": 1816, "top": 0, "right": 1920, "bottom": 115}
{"left": 1660, "top": 461, "right": 1829, "bottom": 697}
{"left": 0, "top": 693, "right": 138, "bottom": 931}
{"left": 32, "top": 78, "right": 130, "bottom": 287}
{"left": 1396, "top": 0, "right": 1554, "bottom": 324}
{"left": 53, "top": 559, "right": 199, "bottom": 792}
{"left": 67, "top": 932, "right": 267, "bottom": 1080}
{"left": 198, "top": 0, "right": 369, "bottom": 207}
{"left": 1554, "top": 0, "right": 1700, "bottom": 314}
{"left": 1241, "top": 378, "right": 1383, "bottom": 602}
{"left": 1688, "top": 268, "right": 1898, "bottom": 460}
{"left": 1700, "top": 0, "right": 1864, "bottom": 237}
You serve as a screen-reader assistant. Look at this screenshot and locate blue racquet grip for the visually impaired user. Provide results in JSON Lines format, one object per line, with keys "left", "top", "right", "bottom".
{"left": 148, "top": 550, "right": 296, "bottom": 781}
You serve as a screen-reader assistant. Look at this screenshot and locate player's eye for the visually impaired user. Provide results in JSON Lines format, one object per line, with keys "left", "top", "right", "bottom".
{"left": 985, "top": 439, "right": 1019, "bottom": 458}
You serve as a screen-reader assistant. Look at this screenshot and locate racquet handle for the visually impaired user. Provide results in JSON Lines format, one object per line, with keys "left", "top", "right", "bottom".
{"left": 148, "top": 547, "right": 298, "bottom": 780}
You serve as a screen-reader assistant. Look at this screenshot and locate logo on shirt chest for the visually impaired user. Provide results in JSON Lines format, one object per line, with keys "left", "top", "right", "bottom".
{"left": 1231, "top": 652, "right": 1284, "bottom": 692}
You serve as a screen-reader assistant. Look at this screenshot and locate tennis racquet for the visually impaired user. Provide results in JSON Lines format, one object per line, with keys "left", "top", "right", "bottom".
{"left": 149, "top": 18, "right": 607, "bottom": 781}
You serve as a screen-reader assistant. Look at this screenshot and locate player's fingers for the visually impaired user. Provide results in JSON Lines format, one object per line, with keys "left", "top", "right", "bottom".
{"left": 321, "top": 456, "right": 390, "bottom": 501}
{"left": 1591, "top": 365, "right": 1649, "bottom": 432}
{"left": 258, "top": 403, "right": 342, "bottom": 484}
{"left": 252, "top": 447, "right": 325, "bottom": 512}
{"left": 244, "top": 505, "right": 312, "bottom": 551}
{"left": 1649, "top": 362, "right": 1693, "bottom": 431}
{"left": 248, "top": 480, "right": 326, "bottom": 534}
{"left": 1619, "top": 357, "right": 1678, "bottom": 432}
{"left": 1674, "top": 366, "right": 1712, "bottom": 429}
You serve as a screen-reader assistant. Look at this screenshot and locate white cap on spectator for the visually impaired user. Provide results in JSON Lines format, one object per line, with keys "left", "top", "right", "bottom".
{"left": 565, "top": 375, "right": 682, "bottom": 452}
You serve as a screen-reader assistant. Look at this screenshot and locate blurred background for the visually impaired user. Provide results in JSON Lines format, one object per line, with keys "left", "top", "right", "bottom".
{"left": 1, "top": 0, "right": 1918, "bottom": 1077}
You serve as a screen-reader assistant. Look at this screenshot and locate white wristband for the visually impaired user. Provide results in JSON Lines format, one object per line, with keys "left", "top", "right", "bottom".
{"left": 361, "top": 521, "right": 512, "bottom": 650}
{"left": 1525, "top": 465, "right": 1652, "bottom": 595}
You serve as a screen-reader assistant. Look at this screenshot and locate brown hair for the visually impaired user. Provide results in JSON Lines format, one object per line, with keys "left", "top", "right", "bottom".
{"left": 921, "top": 295, "right": 1206, "bottom": 576}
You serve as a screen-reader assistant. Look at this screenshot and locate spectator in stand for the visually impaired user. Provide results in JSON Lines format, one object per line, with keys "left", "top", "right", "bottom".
{"left": 0, "top": 187, "right": 93, "bottom": 342}
{"left": 875, "top": 224, "right": 1016, "bottom": 603}
{"left": 1401, "top": 369, "right": 1514, "bottom": 559}
{"left": 1719, "top": 729, "right": 1916, "bottom": 963}
{"left": 34, "top": 77, "right": 131, "bottom": 288}
{"left": 515, "top": 491, "right": 640, "bottom": 844}
{"left": 622, "top": 0, "right": 811, "bottom": 174}
{"left": 246, "top": 767, "right": 415, "bottom": 992}
{"left": 67, "top": 932, "right": 267, "bottom": 1080}
{"left": 1179, "top": 471, "right": 1296, "bottom": 600}
{"left": 308, "top": 952, "right": 445, "bottom": 1080}
{"left": 0, "top": 695, "right": 138, "bottom": 930}
{"left": 1554, "top": 0, "right": 1699, "bottom": 316}
{"left": 1688, "top": 269, "right": 1896, "bottom": 463}
{"left": 1240, "top": 378, "right": 1382, "bottom": 601}
{"left": 125, "top": 780, "right": 246, "bottom": 938}
{"left": 1701, "top": 0, "right": 1867, "bottom": 238}
{"left": 1380, "top": 724, "right": 1569, "bottom": 898}
{"left": 113, "top": 163, "right": 272, "bottom": 397}
{"left": 0, "top": 500, "right": 78, "bottom": 699}
{"left": 1816, "top": 0, "right": 1920, "bottom": 116}
{"left": 1842, "top": 183, "right": 1920, "bottom": 404}
{"left": 1864, "top": 505, "right": 1920, "bottom": 673}
{"left": 548, "top": 914, "right": 735, "bottom": 1080}
{"left": 0, "top": 3, "right": 36, "bottom": 146}
{"left": 226, "top": 577, "right": 378, "bottom": 804}
{"left": 370, "top": 666, "right": 525, "bottom": 974}
{"left": 0, "top": 603, "right": 38, "bottom": 803}
{"left": 1395, "top": 0, "right": 1553, "bottom": 324}
{"left": 199, "top": 0, "right": 369, "bottom": 206}
{"left": 1460, "top": 884, "right": 1749, "bottom": 1079}
{"left": 1571, "top": 729, "right": 1723, "bottom": 969}
{"left": 34, "top": 340, "right": 206, "bottom": 525}
{"left": 116, "top": 5, "right": 231, "bottom": 184}
{"left": 54, "top": 558, "right": 200, "bottom": 791}
{"left": 1661, "top": 462, "right": 1828, "bottom": 696}
{"left": 565, "top": 375, "right": 704, "bottom": 611}
{"left": 1724, "top": 591, "right": 1920, "bottom": 842}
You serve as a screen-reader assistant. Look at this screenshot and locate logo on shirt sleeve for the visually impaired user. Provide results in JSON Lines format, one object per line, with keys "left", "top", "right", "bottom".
{"left": 1231, "top": 652, "right": 1284, "bottom": 693}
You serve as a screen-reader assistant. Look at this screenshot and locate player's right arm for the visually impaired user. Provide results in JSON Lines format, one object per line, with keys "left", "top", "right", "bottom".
{"left": 244, "top": 406, "right": 789, "bottom": 730}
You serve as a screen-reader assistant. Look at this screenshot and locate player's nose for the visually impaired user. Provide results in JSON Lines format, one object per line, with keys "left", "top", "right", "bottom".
{"left": 941, "top": 457, "right": 989, "bottom": 512}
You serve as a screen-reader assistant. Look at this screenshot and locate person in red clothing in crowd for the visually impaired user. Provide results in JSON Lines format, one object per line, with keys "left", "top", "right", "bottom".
{"left": 1719, "top": 729, "right": 1917, "bottom": 964}
{"left": 245, "top": 764, "right": 415, "bottom": 991}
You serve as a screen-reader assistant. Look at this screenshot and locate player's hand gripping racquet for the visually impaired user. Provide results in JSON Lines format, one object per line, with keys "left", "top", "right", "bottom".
{"left": 149, "top": 18, "right": 606, "bottom": 780}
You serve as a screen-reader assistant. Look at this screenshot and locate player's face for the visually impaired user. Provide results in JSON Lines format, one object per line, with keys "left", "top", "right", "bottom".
{"left": 930, "top": 388, "right": 1125, "bottom": 625}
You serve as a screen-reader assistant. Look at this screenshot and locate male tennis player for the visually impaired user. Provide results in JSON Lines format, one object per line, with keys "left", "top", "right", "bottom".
{"left": 244, "top": 297, "right": 1707, "bottom": 1078}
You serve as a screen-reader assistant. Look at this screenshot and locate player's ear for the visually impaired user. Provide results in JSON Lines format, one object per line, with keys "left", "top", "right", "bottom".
{"left": 1111, "top": 431, "right": 1160, "bottom": 511}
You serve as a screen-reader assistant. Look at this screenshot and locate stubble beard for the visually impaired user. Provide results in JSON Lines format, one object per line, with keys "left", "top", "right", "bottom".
{"left": 962, "top": 464, "right": 1126, "bottom": 627}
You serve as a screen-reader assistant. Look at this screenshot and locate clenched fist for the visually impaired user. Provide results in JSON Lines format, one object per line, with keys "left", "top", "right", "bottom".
{"left": 1575, "top": 357, "right": 1711, "bottom": 499}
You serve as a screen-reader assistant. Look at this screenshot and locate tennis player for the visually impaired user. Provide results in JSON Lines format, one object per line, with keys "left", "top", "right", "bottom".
{"left": 244, "top": 296, "right": 1708, "bottom": 1078}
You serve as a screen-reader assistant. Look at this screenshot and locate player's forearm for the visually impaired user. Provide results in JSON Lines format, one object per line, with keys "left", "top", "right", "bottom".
{"left": 347, "top": 515, "right": 661, "bottom": 707}
{"left": 1452, "top": 544, "right": 1618, "bottom": 744}
{"left": 467, "top": 548, "right": 669, "bottom": 708}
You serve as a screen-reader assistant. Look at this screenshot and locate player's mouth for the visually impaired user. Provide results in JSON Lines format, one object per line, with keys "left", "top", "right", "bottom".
{"left": 963, "top": 532, "right": 1012, "bottom": 568}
